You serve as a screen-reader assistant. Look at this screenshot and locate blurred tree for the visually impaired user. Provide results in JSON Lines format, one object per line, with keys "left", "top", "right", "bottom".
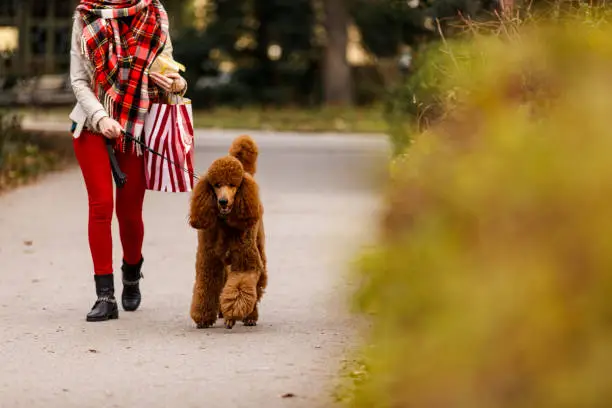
{"left": 201, "top": 0, "right": 315, "bottom": 105}
{"left": 351, "top": 0, "right": 501, "bottom": 59}
{"left": 351, "top": 0, "right": 429, "bottom": 58}
{"left": 171, "top": 27, "right": 215, "bottom": 86}
{"left": 322, "top": 0, "right": 353, "bottom": 106}
{"left": 162, "top": 0, "right": 195, "bottom": 33}
{"left": 170, "top": 0, "right": 504, "bottom": 108}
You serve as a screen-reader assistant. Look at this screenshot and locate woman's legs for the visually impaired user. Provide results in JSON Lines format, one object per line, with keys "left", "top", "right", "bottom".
{"left": 115, "top": 148, "right": 146, "bottom": 264}
{"left": 73, "top": 130, "right": 114, "bottom": 276}
{"left": 74, "top": 130, "right": 118, "bottom": 322}
{"left": 74, "top": 132, "right": 147, "bottom": 318}
{"left": 74, "top": 133, "right": 147, "bottom": 273}
{"left": 116, "top": 145, "right": 146, "bottom": 312}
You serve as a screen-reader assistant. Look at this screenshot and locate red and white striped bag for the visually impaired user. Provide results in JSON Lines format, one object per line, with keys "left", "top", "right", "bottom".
{"left": 142, "top": 98, "right": 195, "bottom": 192}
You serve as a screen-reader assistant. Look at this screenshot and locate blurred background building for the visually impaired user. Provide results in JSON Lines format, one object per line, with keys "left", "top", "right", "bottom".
{"left": 0, "top": 0, "right": 78, "bottom": 106}
{"left": 0, "top": 0, "right": 77, "bottom": 77}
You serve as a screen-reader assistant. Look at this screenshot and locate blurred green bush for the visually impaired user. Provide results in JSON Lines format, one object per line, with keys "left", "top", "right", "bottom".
{"left": 0, "top": 110, "right": 74, "bottom": 192}
{"left": 383, "top": 40, "right": 456, "bottom": 155}
{"left": 383, "top": 1, "right": 612, "bottom": 156}
{"left": 348, "top": 12, "right": 612, "bottom": 408}
{"left": 0, "top": 111, "right": 23, "bottom": 170}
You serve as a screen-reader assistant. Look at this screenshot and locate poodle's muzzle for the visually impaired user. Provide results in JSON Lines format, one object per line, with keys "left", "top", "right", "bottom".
{"left": 214, "top": 184, "right": 237, "bottom": 216}
{"left": 218, "top": 197, "right": 231, "bottom": 215}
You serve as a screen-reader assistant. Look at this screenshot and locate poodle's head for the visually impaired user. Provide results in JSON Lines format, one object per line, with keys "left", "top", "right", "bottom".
{"left": 207, "top": 156, "right": 244, "bottom": 216}
{"left": 189, "top": 156, "right": 261, "bottom": 230}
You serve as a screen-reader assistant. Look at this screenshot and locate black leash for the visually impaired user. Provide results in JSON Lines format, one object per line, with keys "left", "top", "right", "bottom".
{"left": 106, "top": 138, "right": 128, "bottom": 188}
{"left": 106, "top": 131, "right": 200, "bottom": 188}
{"left": 123, "top": 131, "right": 201, "bottom": 181}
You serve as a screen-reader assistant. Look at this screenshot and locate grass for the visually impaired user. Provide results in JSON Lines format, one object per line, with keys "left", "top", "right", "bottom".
{"left": 18, "top": 105, "right": 388, "bottom": 134}
{"left": 333, "top": 355, "right": 371, "bottom": 405}
{"left": 190, "top": 106, "right": 387, "bottom": 133}
{"left": 0, "top": 127, "right": 75, "bottom": 194}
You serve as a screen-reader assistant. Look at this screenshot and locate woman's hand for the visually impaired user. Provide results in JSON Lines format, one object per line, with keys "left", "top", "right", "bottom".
{"left": 150, "top": 72, "right": 186, "bottom": 93}
{"left": 98, "top": 117, "right": 123, "bottom": 139}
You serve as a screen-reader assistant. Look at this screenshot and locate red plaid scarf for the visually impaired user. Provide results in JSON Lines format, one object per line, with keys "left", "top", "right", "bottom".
{"left": 77, "top": 0, "right": 168, "bottom": 154}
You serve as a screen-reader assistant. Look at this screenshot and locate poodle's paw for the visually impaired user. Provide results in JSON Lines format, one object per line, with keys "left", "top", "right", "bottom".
{"left": 224, "top": 319, "right": 236, "bottom": 329}
{"left": 196, "top": 318, "right": 217, "bottom": 329}
{"left": 243, "top": 305, "right": 258, "bottom": 327}
{"left": 191, "top": 306, "right": 219, "bottom": 329}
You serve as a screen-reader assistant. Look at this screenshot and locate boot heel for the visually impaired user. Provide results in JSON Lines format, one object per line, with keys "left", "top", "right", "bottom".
{"left": 122, "top": 258, "right": 144, "bottom": 312}
{"left": 86, "top": 274, "right": 119, "bottom": 323}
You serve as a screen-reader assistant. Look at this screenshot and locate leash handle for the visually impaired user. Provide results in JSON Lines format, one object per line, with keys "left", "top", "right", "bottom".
{"left": 122, "top": 131, "right": 200, "bottom": 181}
{"left": 106, "top": 138, "right": 128, "bottom": 188}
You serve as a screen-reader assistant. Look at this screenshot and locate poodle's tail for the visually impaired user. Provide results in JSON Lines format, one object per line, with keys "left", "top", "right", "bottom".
{"left": 220, "top": 271, "right": 259, "bottom": 320}
{"left": 229, "top": 135, "right": 259, "bottom": 175}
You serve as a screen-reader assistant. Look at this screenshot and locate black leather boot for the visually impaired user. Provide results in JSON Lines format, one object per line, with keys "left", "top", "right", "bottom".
{"left": 86, "top": 274, "right": 119, "bottom": 322}
{"left": 121, "top": 258, "right": 143, "bottom": 312}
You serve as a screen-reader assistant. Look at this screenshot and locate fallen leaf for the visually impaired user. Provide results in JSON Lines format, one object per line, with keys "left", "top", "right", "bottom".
{"left": 23, "top": 240, "right": 33, "bottom": 246}
{"left": 281, "top": 393, "right": 296, "bottom": 399}
{"left": 88, "top": 349, "right": 98, "bottom": 353}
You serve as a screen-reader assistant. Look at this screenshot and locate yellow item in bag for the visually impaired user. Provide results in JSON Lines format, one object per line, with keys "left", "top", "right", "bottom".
{"left": 150, "top": 54, "right": 186, "bottom": 75}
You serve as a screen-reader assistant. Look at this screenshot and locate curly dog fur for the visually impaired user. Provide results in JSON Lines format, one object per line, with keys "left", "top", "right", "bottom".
{"left": 189, "top": 135, "right": 267, "bottom": 329}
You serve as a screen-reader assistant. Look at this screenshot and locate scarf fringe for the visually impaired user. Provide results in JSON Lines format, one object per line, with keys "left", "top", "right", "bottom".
{"left": 97, "top": 88, "right": 144, "bottom": 156}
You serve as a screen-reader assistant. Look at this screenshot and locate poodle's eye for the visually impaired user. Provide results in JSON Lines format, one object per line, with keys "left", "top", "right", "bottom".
{"left": 229, "top": 184, "right": 236, "bottom": 188}
{"left": 214, "top": 183, "right": 221, "bottom": 188}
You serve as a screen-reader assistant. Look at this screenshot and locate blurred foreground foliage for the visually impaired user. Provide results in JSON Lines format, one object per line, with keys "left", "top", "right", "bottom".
{"left": 347, "top": 6, "right": 612, "bottom": 408}
{"left": 0, "top": 111, "right": 74, "bottom": 193}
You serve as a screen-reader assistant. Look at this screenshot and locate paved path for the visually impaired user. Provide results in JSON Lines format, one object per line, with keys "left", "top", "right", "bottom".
{"left": 0, "top": 128, "right": 389, "bottom": 408}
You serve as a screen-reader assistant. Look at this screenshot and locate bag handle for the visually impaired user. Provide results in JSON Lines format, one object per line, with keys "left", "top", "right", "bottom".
{"left": 166, "top": 90, "right": 183, "bottom": 105}
{"left": 160, "top": 84, "right": 191, "bottom": 105}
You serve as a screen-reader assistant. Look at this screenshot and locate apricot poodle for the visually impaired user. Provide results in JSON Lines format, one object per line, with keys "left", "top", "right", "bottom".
{"left": 189, "top": 135, "right": 267, "bottom": 329}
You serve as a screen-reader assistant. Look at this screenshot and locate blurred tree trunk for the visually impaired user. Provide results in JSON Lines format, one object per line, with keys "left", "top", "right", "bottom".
{"left": 254, "top": 0, "right": 274, "bottom": 105}
{"left": 323, "top": 0, "right": 353, "bottom": 106}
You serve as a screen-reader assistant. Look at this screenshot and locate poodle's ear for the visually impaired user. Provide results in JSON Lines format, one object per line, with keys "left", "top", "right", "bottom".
{"left": 189, "top": 175, "right": 217, "bottom": 230}
{"left": 229, "top": 174, "right": 261, "bottom": 229}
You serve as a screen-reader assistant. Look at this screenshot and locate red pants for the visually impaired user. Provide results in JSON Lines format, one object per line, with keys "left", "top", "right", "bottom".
{"left": 74, "top": 130, "right": 146, "bottom": 275}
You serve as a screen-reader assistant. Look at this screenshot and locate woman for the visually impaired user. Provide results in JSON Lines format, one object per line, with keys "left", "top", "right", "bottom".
{"left": 69, "top": 0, "right": 187, "bottom": 322}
